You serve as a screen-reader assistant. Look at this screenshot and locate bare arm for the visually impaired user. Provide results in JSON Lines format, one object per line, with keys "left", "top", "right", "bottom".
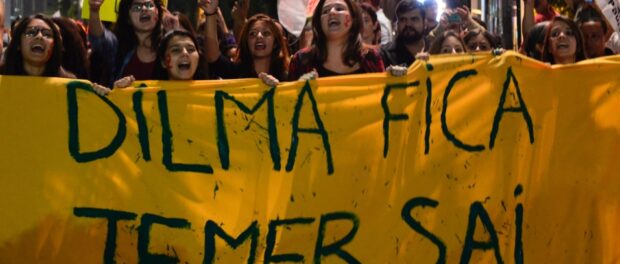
{"left": 199, "top": 0, "right": 221, "bottom": 63}
{"left": 522, "top": 0, "right": 535, "bottom": 42}
{"left": 88, "top": 0, "right": 105, "bottom": 37}
{"left": 232, "top": 0, "right": 251, "bottom": 42}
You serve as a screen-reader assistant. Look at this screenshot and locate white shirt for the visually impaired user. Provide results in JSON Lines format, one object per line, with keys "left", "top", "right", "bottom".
{"left": 607, "top": 31, "right": 620, "bottom": 54}
{"left": 377, "top": 8, "right": 394, "bottom": 45}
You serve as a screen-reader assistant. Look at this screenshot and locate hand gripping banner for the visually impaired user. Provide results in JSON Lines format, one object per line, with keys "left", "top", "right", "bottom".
{"left": 1, "top": 52, "right": 620, "bottom": 263}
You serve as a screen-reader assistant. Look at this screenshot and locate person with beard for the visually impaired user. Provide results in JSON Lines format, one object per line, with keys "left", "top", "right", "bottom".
{"left": 88, "top": 0, "right": 163, "bottom": 86}
{"left": 379, "top": 0, "right": 429, "bottom": 67}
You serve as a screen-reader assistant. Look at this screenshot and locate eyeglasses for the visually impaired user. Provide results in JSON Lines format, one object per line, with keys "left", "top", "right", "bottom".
{"left": 130, "top": 1, "right": 156, "bottom": 12}
{"left": 23, "top": 27, "right": 54, "bottom": 39}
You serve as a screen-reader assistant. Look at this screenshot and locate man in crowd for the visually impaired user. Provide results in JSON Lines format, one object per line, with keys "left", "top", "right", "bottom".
{"left": 380, "top": 0, "right": 428, "bottom": 67}
{"left": 423, "top": 0, "right": 438, "bottom": 35}
{"left": 575, "top": 6, "right": 615, "bottom": 58}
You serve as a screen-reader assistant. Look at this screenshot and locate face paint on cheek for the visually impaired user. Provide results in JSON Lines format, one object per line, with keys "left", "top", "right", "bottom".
{"left": 344, "top": 15, "right": 351, "bottom": 28}
{"left": 47, "top": 42, "right": 54, "bottom": 58}
{"left": 165, "top": 55, "right": 172, "bottom": 69}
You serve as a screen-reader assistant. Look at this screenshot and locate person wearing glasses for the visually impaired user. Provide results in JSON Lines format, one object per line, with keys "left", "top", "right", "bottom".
{"left": 92, "top": 30, "right": 210, "bottom": 96}
{"left": 541, "top": 16, "right": 587, "bottom": 65}
{"left": 3, "top": 14, "right": 75, "bottom": 78}
{"left": 88, "top": 0, "right": 164, "bottom": 85}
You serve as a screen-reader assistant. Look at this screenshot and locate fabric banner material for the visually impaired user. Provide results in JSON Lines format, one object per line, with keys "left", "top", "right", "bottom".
{"left": 1, "top": 52, "right": 620, "bottom": 263}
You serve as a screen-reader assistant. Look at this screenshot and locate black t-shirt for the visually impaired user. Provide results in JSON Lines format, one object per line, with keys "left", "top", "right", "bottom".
{"left": 316, "top": 64, "right": 365, "bottom": 78}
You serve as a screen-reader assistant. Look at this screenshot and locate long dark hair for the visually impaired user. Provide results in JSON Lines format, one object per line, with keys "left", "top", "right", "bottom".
{"left": 155, "top": 30, "right": 208, "bottom": 80}
{"left": 541, "top": 16, "right": 587, "bottom": 64}
{"left": 429, "top": 30, "right": 466, "bottom": 54}
{"left": 522, "top": 21, "right": 549, "bottom": 60}
{"left": 52, "top": 17, "right": 90, "bottom": 79}
{"left": 113, "top": 0, "right": 163, "bottom": 69}
{"left": 235, "top": 14, "right": 290, "bottom": 80}
{"left": 311, "top": 0, "right": 366, "bottom": 67}
{"left": 463, "top": 29, "right": 498, "bottom": 50}
{"left": 359, "top": 2, "right": 381, "bottom": 45}
{"left": 4, "top": 14, "right": 64, "bottom": 77}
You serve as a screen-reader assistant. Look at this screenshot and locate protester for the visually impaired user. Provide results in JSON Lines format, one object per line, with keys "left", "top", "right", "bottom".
{"left": 574, "top": 5, "right": 614, "bottom": 58}
{"left": 361, "top": 0, "right": 393, "bottom": 44}
{"left": 423, "top": 0, "right": 439, "bottom": 35}
{"left": 288, "top": 0, "right": 385, "bottom": 80}
{"left": 52, "top": 17, "right": 90, "bottom": 79}
{"left": 359, "top": 3, "right": 381, "bottom": 46}
{"left": 92, "top": 30, "right": 209, "bottom": 95}
{"left": 202, "top": 0, "right": 287, "bottom": 86}
{"left": 155, "top": 30, "right": 208, "bottom": 80}
{"left": 379, "top": 0, "right": 428, "bottom": 67}
{"left": 3, "top": 14, "right": 74, "bottom": 78}
{"left": 521, "top": 21, "right": 549, "bottom": 60}
{"left": 429, "top": 30, "right": 466, "bottom": 55}
{"left": 541, "top": 16, "right": 587, "bottom": 65}
{"left": 88, "top": 0, "right": 164, "bottom": 84}
{"left": 463, "top": 29, "right": 497, "bottom": 52}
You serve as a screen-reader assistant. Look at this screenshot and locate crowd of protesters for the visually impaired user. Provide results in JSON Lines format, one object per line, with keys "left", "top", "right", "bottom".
{"left": 0, "top": 0, "right": 617, "bottom": 93}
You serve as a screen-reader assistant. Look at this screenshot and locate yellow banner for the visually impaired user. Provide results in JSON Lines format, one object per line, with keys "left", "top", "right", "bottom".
{"left": 1, "top": 51, "right": 620, "bottom": 263}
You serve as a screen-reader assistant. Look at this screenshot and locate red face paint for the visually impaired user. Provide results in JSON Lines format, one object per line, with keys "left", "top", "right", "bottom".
{"left": 46, "top": 42, "right": 54, "bottom": 61}
{"left": 344, "top": 15, "right": 351, "bottom": 28}
{"left": 165, "top": 54, "right": 172, "bottom": 69}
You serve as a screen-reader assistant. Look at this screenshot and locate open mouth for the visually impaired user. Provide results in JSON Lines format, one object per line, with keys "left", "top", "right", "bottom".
{"left": 177, "top": 62, "right": 191, "bottom": 71}
{"left": 30, "top": 44, "right": 46, "bottom": 54}
{"left": 139, "top": 14, "right": 152, "bottom": 22}
{"left": 328, "top": 18, "right": 341, "bottom": 29}
{"left": 556, "top": 43, "right": 570, "bottom": 50}
{"left": 254, "top": 42, "right": 266, "bottom": 50}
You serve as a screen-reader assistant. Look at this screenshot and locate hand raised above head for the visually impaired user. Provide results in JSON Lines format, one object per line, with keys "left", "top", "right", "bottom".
{"left": 198, "top": 0, "right": 218, "bottom": 15}
{"left": 89, "top": 0, "right": 105, "bottom": 12}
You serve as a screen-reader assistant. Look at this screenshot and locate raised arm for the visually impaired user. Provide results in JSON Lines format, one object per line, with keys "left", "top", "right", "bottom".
{"left": 88, "top": 0, "right": 105, "bottom": 37}
{"left": 199, "top": 0, "right": 221, "bottom": 63}
{"left": 522, "top": 0, "right": 535, "bottom": 42}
